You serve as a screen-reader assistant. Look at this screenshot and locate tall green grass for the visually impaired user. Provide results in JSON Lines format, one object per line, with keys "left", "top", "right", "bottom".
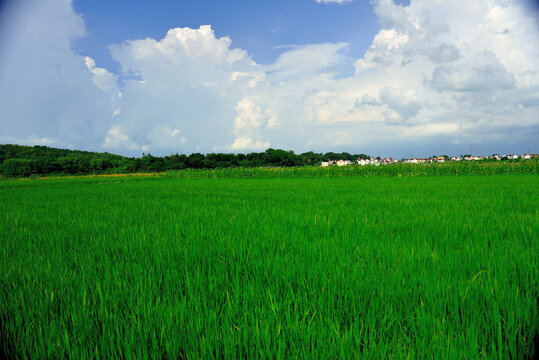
{"left": 0, "top": 174, "right": 537, "bottom": 358}
{"left": 166, "top": 160, "right": 538, "bottom": 179}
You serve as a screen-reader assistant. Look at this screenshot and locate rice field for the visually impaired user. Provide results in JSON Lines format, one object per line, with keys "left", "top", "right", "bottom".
{"left": 0, "top": 173, "right": 537, "bottom": 358}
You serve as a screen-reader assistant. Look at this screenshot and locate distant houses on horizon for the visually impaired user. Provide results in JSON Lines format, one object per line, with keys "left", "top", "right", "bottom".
{"left": 320, "top": 154, "right": 538, "bottom": 167}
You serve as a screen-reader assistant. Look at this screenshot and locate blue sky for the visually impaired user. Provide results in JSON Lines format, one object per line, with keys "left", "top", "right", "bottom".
{"left": 72, "top": 0, "right": 399, "bottom": 71}
{"left": 0, "top": 0, "right": 538, "bottom": 157}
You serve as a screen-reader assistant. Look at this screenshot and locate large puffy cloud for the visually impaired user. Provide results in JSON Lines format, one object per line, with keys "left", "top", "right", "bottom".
{"left": 104, "top": 0, "right": 538, "bottom": 155}
{"left": 430, "top": 50, "right": 516, "bottom": 92}
{"left": 251, "top": 0, "right": 539, "bottom": 154}
{"left": 0, "top": 0, "right": 114, "bottom": 150}
{"left": 267, "top": 0, "right": 537, "bottom": 154}
{"left": 102, "top": 25, "right": 264, "bottom": 153}
{"left": 0, "top": 0, "right": 538, "bottom": 156}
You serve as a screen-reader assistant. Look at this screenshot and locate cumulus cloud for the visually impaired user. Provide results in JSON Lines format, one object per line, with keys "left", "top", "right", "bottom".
{"left": 428, "top": 43, "right": 460, "bottom": 64}
{"left": 379, "top": 87, "right": 421, "bottom": 122}
{"left": 0, "top": 0, "right": 538, "bottom": 157}
{"left": 267, "top": 43, "right": 349, "bottom": 82}
{"left": 229, "top": 137, "right": 270, "bottom": 151}
{"left": 430, "top": 50, "right": 516, "bottom": 92}
{"left": 0, "top": 0, "right": 114, "bottom": 150}
{"left": 103, "top": 126, "right": 137, "bottom": 150}
{"left": 104, "top": 25, "right": 265, "bottom": 153}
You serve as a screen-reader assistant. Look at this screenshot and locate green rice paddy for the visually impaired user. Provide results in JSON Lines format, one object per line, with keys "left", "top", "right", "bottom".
{"left": 1, "top": 172, "right": 537, "bottom": 358}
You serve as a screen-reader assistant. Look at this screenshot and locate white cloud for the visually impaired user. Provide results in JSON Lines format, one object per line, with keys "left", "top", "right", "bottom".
{"left": 430, "top": 50, "right": 516, "bottom": 92}
{"left": 0, "top": 0, "right": 114, "bottom": 151}
{"left": 379, "top": 87, "right": 421, "bottom": 122}
{"left": 85, "top": 56, "right": 122, "bottom": 117}
{"left": 229, "top": 137, "right": 270, "bottom": 151}
{"left": 0, "top": 136, "right": 58, "bottom": 147}
{"left": 234, "top": 99, "right": 267, "bottom": 130}
{"left": 104, "top": 25, "right": 264, "bottom": 153}
{"left": 103, "top": 126, "right": 135, "bottom": 150}
{"left": 0, "top": 0, "right": 538, "bottom": 157}
{"left": 428, "top": 43, "right": 460, "bottom": 64}
{"left": 146, "top": 125, "right": 187, "bottom": 149}
{"left": 267, "top": 43, "right": 349, "bottom": 81}
{"left": 84, "top": 56, "right": 120, "bottom": 96}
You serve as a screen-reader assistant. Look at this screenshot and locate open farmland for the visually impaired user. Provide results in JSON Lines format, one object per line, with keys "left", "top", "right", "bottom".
{"left": 0, "top": 173, "right": 537, "bottom": 358}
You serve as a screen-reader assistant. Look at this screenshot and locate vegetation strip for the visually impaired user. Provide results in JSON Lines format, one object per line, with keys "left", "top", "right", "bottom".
{"left": 1, "top": 144, "right": 537, "bottom": 178}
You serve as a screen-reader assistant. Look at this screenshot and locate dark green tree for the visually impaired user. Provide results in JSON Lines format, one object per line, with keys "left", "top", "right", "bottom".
{"left": 2, "top": 159, "right": 33, "bottom": 177}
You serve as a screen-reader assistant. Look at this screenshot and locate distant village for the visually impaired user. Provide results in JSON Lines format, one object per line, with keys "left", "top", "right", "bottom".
{"left": 321, "top": 153, "right": 538, "bottom": 167}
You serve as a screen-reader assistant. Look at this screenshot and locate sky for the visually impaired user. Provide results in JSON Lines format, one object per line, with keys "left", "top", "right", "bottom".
{"left": 0, "top": 0, "right": 538, "bottom": 158}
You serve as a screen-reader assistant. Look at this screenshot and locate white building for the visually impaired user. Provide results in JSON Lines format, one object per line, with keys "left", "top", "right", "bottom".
{"left": 357, "top": 157, "right": 382, "bottom": 166}
{"left": 357, "top": 159, "right": 369, "bottom": 166}
{"left": 336, "top": 160, "right": 352, "bottom": 166}
{"left": 464, "top": 156, "right": 484, "bottom": 161}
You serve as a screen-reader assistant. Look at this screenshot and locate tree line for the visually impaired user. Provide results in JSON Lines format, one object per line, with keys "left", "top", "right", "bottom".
{"left": 0, "top": 144, "right": 370, "bottom": 177}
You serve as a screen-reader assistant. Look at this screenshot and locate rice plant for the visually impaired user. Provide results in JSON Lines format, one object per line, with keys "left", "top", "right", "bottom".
{"left": 0, "top": 174, "right": 537, "bottom": 358}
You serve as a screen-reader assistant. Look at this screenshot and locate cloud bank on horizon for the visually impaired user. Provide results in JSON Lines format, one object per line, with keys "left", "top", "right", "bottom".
{"left": 0, "top": 0, "right": 538, "bottom": 157}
